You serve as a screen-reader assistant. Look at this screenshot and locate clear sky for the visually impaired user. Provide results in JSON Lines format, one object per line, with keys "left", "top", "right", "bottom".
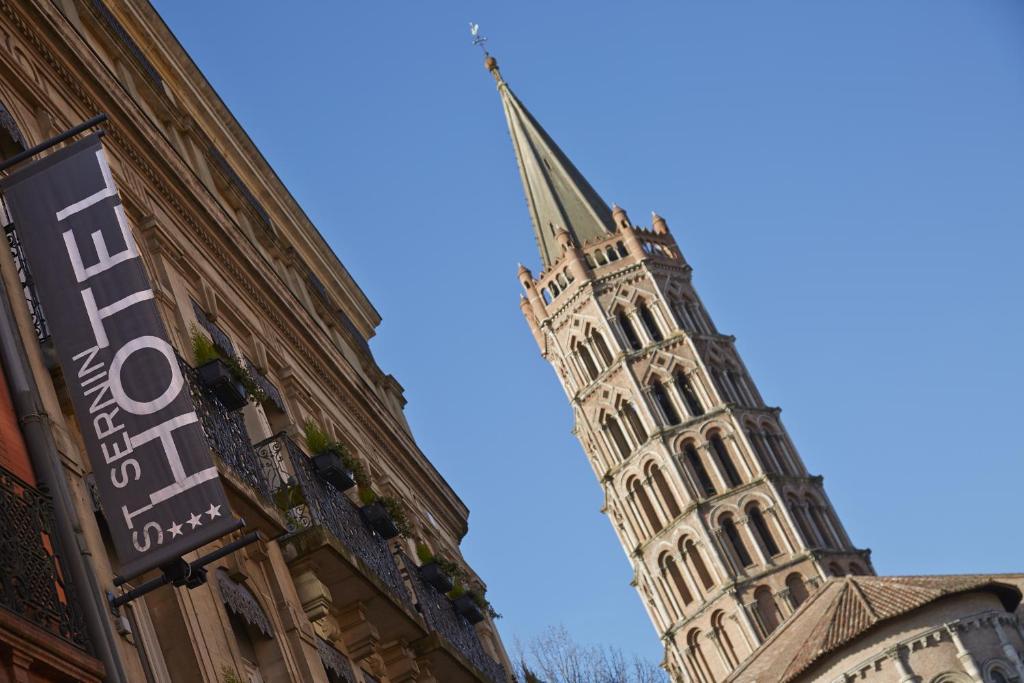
{"left": 152, "top": 1, "right": 1024, "bottom": 665}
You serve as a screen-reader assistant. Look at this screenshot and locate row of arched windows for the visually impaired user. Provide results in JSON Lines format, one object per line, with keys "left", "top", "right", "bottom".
{"left": 656, "top": 537, "right": 716, "bottom": 619}
{"left": 616, "top": 299, "right": 664, "bottom": 351}
{"left": 584, "top": 241, "right": 629, "bottom": 269}
{"left": 650, "top": 371, "right": 707, "bottom": 427}
{"left": 745, "top": 422, "right": 801, "bottom": 476}
{"left": 678, "top": 432, "right": 745, "bottom": 501}
{"left": 787, "top": 494, "right": 846, "bottom": 551}
{"left": 711, "top": 366, "right": 759, "bottom": 408}
{"left": 602, "top": 402, "right": 648, "bottom": 462}
{"left": 718, "top": 503, "right": 784, "bottom": 574}
{"left": 627, "top": 463, "right": 681, "bottom": 535}
{"left": 571, "top": 330, "right": 614, "bottom": 385}
{"left": 672, "top": 298, "right": 715, "bottom": 336}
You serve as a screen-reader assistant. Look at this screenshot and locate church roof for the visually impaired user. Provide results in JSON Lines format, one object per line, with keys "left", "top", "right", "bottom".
{"left": 486, "top": 56, "right": 615, "bottom": 268}
{"left": 725, "top": 574, "right": 1022, "bottom": 683}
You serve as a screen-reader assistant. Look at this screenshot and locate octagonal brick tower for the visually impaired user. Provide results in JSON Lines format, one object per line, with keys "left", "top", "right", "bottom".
{"left": 484, "top": 54, "right": 874, "bottom": 682}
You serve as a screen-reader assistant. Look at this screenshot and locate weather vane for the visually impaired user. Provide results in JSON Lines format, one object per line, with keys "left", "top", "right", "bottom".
{"left": 469, "top": 22, "right": 489, "bottom": 55}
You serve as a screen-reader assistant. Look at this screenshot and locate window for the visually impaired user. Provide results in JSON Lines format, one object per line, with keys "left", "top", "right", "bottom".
{"left": 592, "top": 331, "right": 613, "bottom": 366}
{"left": 652, "top": 381, "right": 681, "bottom": 426}
{"left": 638, "top": 302, "right": 663, "bottom": 342}
{"left": 630, "top": 478, "right": 662, "bottom": 533}
{"left": 686, "top": 629, "right": 714, "bottom": 683}
{"left": 709, "top": 434, "right": 742, "bottom": 488}
{"left": 618, "top": 311, "right": 642, "bottom": 350}
{"left": 747, "top": 505, "right": 780, "bottom": 556}
{"left": 675, "top": 372, "right": 705, "bottom": 417}
{"left": 682, "top": 538, "right": 715, "bottom": 590}
{"left": 711, "top": 611, "right": 738, "bottom": 667}
{"left": 786, "top": 573, "right": 809, "bottom": 608}
{"left": 684, "top": 443, "right": 717, "bottom": 497}
{"left": 721, "top": 517, "right": 753, "bottom": 567}
{"left": 605, "top": 417, "right": 631, "bottom": 459}
{"left": 662, "top": 554, "right": 693, "bottom": 606}
{"left": 622, "top": 403, "right": 648, "bottom": 445}
{"left": 754, "top": 586, "right": 781, "bottom": 634}
{"left": 577, "top": 344, "right": 599, "bottom": 381}
{"left": 649, "top": 464, "right": 681, "bottom": 519}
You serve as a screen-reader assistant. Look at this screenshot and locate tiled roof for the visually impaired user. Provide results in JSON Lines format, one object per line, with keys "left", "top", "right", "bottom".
{"left": 726, "top": 575, "right": 1022, "bottom": 683}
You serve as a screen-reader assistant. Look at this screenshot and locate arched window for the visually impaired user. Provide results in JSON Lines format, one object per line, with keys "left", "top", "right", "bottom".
{"left": 607, "top": 246, "right": 619, "bottom": 262}
{"left": 675, "top": 372, "right": 705, "bottom": 417}
{"left": 637, "top": 301, "right": 663, "bottom": 342}
{"left": 788, "top": 497, "right": 818, "bottom": 548}
{"left": 686, "top": 629, "right": 715, "bottom": 683}
{"left": 807, "top": 498, "right": 838, "bottom": 549}
{"left": 616, "top": 241, "right": 628, "bottom": 258}
{"left": 711, "top": 611, "right": 738, "bottom": 667}
{"left": 765, "top": 430, "right": 792, "bottom": 474}
{"left": 709, "top": 433, "right": 742, "bottom": 488}
{"left": 621, "top": 402, "right": 647, "bottom": 445}
{"left": 682, "top": 538, "right": 715, "bottom": 591}
{"left": 605, "top": 417, "right": 631, "bottom": 459}
{"left": 754, "top": 586, "right": 781, "bottom": 635}
{"left": 649, "top": 464, "right": 681, "bottom": 519}
{"left": 747, "top": 505, "right": 780, "bottom": 556}
{"left": 746, "top": 427, "right": 776, "bottom": 472}
{"left": 577, "top": 344, "right": 599, "bottom": 381}
{"left": 721, "top": 517, "right": 753, "bottom": 568}
{"left": 848, "top": 562, "right": 866, "bottom": 576}
{"left": 684, "top": 443, "right": 716, "bottom": 497}
{"left": 828, "top": 562, "right": 845, "bottom": 576}
{"left": 630, "top": 477, "right": 662, "bottom": 533}
{"left": 594, "top": 250, "right": 607, "bottom": 265}
{"left": 652, "top": 381, "right": 681, "bottom": 426}
{"left": 786, "top": 573, "right": 809, "bottom": 608}
{"left": 617, "top": 311, "right": 642, "bottom": 350}
{"left": 662, "top": 553, "right": 693, "bottom": 606}
{"left": 592, "top": 331, "right": 613, "bottom": 366}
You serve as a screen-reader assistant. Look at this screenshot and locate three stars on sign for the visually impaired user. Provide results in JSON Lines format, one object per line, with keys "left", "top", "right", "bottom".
{"left": 167, "top": 503, "right": 223, "bottom": 537}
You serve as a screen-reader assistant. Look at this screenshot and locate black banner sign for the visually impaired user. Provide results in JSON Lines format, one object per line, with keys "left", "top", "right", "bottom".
{"left": 1, "top": 135, "right": 237, "bottom": 579}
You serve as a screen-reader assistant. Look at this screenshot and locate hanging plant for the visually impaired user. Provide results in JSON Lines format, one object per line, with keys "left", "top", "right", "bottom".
{"left": 189, "top": 325, "right": 267, "bottom": 408}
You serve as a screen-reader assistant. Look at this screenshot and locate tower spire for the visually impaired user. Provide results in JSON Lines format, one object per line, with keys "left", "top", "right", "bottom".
{"left": 484, "top": 54, "right": 615, "bottom": 268}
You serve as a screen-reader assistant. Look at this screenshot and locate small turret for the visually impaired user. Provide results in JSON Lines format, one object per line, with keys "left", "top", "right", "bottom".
{"left": 652, "top": 211, "right": 670, "bottom": 235}
{"left": 613, "top": 204, "right": 644, "bottom": 257}
{"left": 517, "top": 263, "right": 548, "bottom": 321}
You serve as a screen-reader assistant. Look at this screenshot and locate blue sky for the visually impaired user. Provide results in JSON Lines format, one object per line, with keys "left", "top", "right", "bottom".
{"left": 152, "top": 1, "right": 1024, "bottom": 664}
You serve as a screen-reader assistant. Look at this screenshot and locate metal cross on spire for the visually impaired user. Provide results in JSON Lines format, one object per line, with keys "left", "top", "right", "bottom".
{"left": 469, "top": 22, "right": 489, "bottom": 55}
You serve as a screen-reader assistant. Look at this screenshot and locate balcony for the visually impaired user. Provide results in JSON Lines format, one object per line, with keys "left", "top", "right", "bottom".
{"left": 398, "top": 551, "right": 507, "bottom": 683}
{"left": 257, "top": 433, "right": 424, "bottom": 643}
{"left": 0, "top": 466, "right": 104, "bottom": 680}
{"left": 180, "top": 358, "right": 286, "bottom": 537}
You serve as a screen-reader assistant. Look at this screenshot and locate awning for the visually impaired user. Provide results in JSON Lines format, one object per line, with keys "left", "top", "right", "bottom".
{"left": 216, "top": 569, "right": 273, "bottom": 638}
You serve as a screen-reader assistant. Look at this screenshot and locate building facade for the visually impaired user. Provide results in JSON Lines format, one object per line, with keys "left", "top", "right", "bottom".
{"left": 485, "top": 53, "right": 1024, "bottom": 683}
{"left": 0, "top": 1, "right": 511, "bottom": 681}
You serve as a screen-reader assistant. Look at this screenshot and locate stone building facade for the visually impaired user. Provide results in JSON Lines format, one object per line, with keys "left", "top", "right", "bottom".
{"left": 0, "top": 1, "right": 512, "bottom": 681}
{"left": 485, "top": 52, "right": 1024, "bottom": 683}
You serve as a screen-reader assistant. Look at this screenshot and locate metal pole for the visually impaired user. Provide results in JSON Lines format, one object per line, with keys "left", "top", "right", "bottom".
{"left": 0, "top": 265, "right": 128, "bottom": 681}
{"left": 0, "top": 114, "right": 107, "bottom": 173}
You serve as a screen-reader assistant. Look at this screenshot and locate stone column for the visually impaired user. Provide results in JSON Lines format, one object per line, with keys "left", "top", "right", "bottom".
{"left": 706, "top": 630, "right": 731, "bottom": 674}
{"left": 946, "top": 624, "right": 983, "bottom": 682}
{"left": 775, "top": 588, "right": 794, "bottom": 617}
{"left": 993, "top": 618, "right": 1024, "bottom": 680}
{"left": 738, "top": 515, "right": 770, "bottom": 567}
{"left": 888, "top": 646, "right": 919, "bottom": 683}
{"left": 766, "top": 506, "right": 797, "bottom": 555}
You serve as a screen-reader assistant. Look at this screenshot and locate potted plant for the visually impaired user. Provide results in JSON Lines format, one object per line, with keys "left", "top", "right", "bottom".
{"left": 415, "top": 543, "right": 455, "bottom": 594}
{"left": 192, "top": 328, "right": 247, "bottom": 410}
{"left": 303, "top": 421, "right": 358, "bottom": 492}
{"left": 190, "top": 326, "right": 268, "bottom": 411}
{"left": 358, "top": 487, "right": 401, "bottom": 539}
{"left": 448, "top": 582, "right": 485, "bottom": 624}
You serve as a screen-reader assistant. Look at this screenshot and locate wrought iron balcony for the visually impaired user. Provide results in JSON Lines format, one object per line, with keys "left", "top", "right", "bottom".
{"left": 0, "top": 466, "right": 90, "bottom": 651}
{"left": 180, "top": 357, "right": 274, "bottom": 506}
{"left": 254, "top": 432, "right": 412, "bottom": 608}
{"left": 398, "top": 551, "right": 507, "bottom": 683}
{"left": 2, "top": 211, "right": 50, "bottom": 343}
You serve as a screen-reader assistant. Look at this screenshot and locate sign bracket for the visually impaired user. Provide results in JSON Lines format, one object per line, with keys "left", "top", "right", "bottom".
{"left": 109, "top": 521, "right": 260, "bottom": 609}
{"left": 0, "top": 113, "right": 107, "bottom": 174}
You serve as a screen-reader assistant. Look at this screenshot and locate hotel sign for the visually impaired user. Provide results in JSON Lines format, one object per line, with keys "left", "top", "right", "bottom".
{"left": 1, "top": 135, "right": 236, "bottom": 579}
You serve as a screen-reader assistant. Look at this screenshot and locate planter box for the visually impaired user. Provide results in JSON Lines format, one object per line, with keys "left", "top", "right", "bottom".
{"left": 360, "top": 500, "right": 399, "bottom": 539}
{"left": 312, "top": 450, "right": 355, "bottom": 491}
{"left": 197, "top": 359, "right": 247, "bottom": 411}
{"left": 418, "top": 561, "right": 453, "bottom": 594}
{"left": 452, "top": 594, "right": 484, "bottom": 624}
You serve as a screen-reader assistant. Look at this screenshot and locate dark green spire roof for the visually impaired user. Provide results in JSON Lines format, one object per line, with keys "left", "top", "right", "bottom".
{"left": 489, "top": 57, "right": 615, "bottom": 268}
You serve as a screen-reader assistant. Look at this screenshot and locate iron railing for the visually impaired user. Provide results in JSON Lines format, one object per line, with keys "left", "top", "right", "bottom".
{"left": 316, "top": 636, "right": 357, "bottom": 682}
{"left": 180, "top": 357, "right": 273, "bottom": 503}
{"left": 0, "top": 466, "right": 90, "bottom": 651}
{"left": 2, "top": 195, "right": 50, "bottom": 343}
{"left": 399, "top": 551, "right": 507, "bottom": 683}
{"left": 255, "top": 432, "right": 412, "bottom": 609}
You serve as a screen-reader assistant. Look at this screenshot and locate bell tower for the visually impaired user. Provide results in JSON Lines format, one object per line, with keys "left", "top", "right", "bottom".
{"left": 486, "top": 54, "right": 873, "bottom": 682}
